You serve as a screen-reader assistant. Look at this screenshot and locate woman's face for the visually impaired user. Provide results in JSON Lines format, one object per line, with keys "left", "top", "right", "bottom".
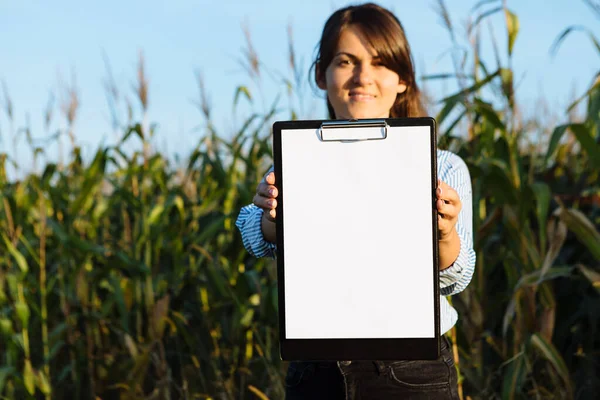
{"left": 318, "top": 25, "right": 407, "bottom": 119}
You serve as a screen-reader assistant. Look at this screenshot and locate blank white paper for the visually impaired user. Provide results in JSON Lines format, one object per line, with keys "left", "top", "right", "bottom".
{"left": 281, "top": 125, "right": 435, "bottom": 339}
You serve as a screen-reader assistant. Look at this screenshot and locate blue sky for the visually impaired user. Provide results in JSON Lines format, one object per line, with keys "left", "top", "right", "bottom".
{"left": 1, "top": 0, "right": 599, "bottom": 177}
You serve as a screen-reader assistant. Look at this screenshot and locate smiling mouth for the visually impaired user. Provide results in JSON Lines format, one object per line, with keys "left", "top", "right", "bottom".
{"left": 349, "top": 93, "right": 376, "bottom": 101}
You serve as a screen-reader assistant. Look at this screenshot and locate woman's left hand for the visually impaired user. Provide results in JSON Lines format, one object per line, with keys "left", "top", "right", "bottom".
{"left": 436, "top": 179, "right": 461, "bottom": 240}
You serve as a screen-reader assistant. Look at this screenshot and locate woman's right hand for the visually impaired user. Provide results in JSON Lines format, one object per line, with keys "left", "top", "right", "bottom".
{"left": 253, "top": 171, "right": 278, "bottom": 222}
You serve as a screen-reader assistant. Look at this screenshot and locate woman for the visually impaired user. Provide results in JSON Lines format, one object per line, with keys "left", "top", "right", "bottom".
{"left": 236, "top": 3, "right": 476, "bottom": 399}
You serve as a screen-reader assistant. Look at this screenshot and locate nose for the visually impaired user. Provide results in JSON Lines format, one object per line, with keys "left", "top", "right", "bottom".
{"left": 353, "top": 62, "right": 374, "bottom": 85}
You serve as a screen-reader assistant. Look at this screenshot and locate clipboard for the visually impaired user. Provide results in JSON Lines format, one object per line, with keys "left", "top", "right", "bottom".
{"left": 272, "top": 117, "right": 440, "bottom": 361}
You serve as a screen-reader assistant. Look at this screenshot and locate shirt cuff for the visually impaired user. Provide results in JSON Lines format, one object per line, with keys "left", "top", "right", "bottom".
{"left": 235, "top": 204, "right": 277, "bottom": 259}
{"left": 439, "top": 230, "right": 476, "bottom": 296}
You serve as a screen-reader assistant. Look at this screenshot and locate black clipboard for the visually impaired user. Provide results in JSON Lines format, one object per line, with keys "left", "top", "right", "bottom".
{"left": 272, "top": 117, "right": 440, "bottom": 361}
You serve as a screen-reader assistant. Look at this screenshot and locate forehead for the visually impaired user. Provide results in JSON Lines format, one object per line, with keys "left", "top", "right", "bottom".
{"left": 336, "top": 25, "right": 378, "bottom": 57}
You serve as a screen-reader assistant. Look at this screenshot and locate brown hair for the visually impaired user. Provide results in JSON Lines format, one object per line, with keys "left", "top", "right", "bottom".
{"left": 313, "top": 3, "right": 426, "bottom": 119}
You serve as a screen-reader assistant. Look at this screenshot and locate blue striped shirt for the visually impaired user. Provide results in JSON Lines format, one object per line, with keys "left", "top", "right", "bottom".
{"left": 236, "top": 149, "right": 476, "bottom": 334}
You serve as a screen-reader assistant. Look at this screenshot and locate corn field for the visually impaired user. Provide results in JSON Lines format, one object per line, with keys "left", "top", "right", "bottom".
{"left": 0, "top": 2, "right": 599, "bottom": 399}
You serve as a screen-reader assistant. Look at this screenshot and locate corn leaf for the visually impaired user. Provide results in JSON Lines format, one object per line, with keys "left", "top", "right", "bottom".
{"left": 530, "top": 334, "right": 573, "bottom": 395}
{"left": 545, "top": 124, "right": 568, "bottom": 164}
{"left": 234, "top": 85, "right": 253, "bottom": 111}
{"left": 501, "top": 352, "right": 526, "bottom": 400}
{"left": 555, "top": 207, "right": 600, "bottom": 261}
{"left": 2, "top": 233, "right": 29, "bottom": 275}
{"left": 578, "top": 265, "right": 600, "bottom": 294}
{"left": 0, "top": 367, "right": 15, "bottom": 394}
{"left": 531, "top": 182, "right": 552, "bottom": 254}
{"left": 569, "top": 123, "right": 600, "bottom": 168}
{"left": 23, "top": 360, "right": 35, "bottom": 395}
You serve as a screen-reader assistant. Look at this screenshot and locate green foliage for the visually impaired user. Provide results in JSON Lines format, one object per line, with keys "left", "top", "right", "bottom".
{"left": 428, "top": 1, "right": 600, "bottom": 398}
{"left": 0, "top": 118, "right": 281, "bottom": 399}
{"left": 0, "top": 4, "right": 598, "bottom": 400}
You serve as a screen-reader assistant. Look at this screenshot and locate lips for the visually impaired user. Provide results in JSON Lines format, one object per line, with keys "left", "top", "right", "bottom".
{"left": 349, "top": 92, "right": 376, "bottom": 101}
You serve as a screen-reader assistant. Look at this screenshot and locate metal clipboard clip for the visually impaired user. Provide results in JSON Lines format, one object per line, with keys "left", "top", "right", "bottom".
{"left": 318, "top": 118, "right": 388, "bottom": 142}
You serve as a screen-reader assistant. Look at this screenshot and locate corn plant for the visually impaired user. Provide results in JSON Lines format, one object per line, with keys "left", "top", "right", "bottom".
{"left": 429, "top": 1, "right": 600, "bottom": 398}
{"left": 0, "top": 3, "right": 598, "bottom": 400}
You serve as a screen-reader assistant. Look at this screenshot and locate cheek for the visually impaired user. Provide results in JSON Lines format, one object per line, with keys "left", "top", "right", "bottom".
{"left": 381, "top": 76, "right": 402, "bottom": 94}
{"left": 377, "top": 71, "right": 402, "bottom": 93}
{"left": 326, "top": 69, "right": 347, "bottom": 93}
{"left": 325, "top": 70, "right": 350, "bottom": 106}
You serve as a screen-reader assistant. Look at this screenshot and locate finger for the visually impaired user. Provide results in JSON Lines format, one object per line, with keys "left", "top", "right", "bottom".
{"left": 256, "top": 182, "right": 278, "bottom": 198}
{"left": 253, "top": 193, "right": 277, "bottom": 210}
{"left": 264, "top": 172, "right": 276, "bottom": 185}
{"left": 437, "top": 214, "right": 450, "bottom": 234}
{"left": 264, "top": 208, "right": 276, "bottom": 222}
{"left": 438, "top": 181, "right": 458, "bottom": 201}
{"left": 437, "top": 181, "right": 460, "bottom": 204}
{"left": 436, "top": 199, "right": 459, "bottom": 219}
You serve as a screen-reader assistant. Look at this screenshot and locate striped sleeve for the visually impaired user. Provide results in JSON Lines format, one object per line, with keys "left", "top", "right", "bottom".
{"left": 235, "top": 166, "right": 277, "bottom": 259}
{"left": 437, "top": 151, "right": 476, "bottom": 296}
{"left": 235, "top": 204, "right": 277, "bottom": 258}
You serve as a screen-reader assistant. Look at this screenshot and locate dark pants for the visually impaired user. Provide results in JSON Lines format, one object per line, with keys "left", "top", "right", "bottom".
{"left": 285, "top": 336, "right": 459, "bottom": 399}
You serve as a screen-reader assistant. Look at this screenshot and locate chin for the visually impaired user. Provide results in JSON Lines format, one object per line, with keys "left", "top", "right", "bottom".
{"left": 342, "top": 105, "right": 388, "bottom": 120}
{"left": 346, "top": 111, "right": 380, "bottom": 120}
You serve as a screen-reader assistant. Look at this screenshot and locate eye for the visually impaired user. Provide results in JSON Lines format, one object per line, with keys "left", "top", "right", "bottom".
{"left": 337, "top": 58, "right": 352, "bottom": 66}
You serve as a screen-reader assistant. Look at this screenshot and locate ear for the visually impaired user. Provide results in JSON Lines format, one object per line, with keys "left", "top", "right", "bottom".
{"left": 397, "top": 82, "right": 407, "bottom": 94}
{"left": 316, "top": 64, "right": 327, "bottom": 90}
